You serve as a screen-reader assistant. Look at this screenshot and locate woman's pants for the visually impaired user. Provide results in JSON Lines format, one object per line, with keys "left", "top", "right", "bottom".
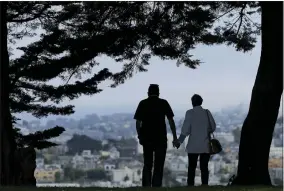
{"left": 187, "top": 153, "right": 210, "bottom": 186}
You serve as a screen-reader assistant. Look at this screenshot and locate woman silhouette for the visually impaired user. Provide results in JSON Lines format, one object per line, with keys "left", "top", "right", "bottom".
{"left": 174, "top": 94, "right": 216, "bottom": 186}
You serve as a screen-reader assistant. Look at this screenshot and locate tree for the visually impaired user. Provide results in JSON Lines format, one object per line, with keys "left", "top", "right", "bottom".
{"left": 1, "top": 2, "right": 71, "bottom": 185}
{"left": 123, "top": 175, "right": 130, "bottom": 182}
{"left": 1, "top": 2, "right": 16, "bottom": 186}
{"left": 55, "top": 171, "right": 62, "bottom": 183}
{"left": 232, "top": 2, "right": 283, "bottom": 186}
{"left": 66, "top": 134, "right": 102, "bottom": 155}
{"left": 13, "top": 126, "right": 65, "bottom": 150}
{"left": 86, "top": 169, "right": 108, "bottom": 181}
{"left": 63, "top": 167, "right": 85, "bottom": 181}
{"left": 220, "top": 176, "right": 228, "bottom": 184}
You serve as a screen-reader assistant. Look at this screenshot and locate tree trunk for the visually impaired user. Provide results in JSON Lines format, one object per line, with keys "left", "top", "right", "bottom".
{"left": 232, "top": 2, "right": 283, "bottom": 186}
{"left": 0, "top": 2, "right": 17, "bottom": 186}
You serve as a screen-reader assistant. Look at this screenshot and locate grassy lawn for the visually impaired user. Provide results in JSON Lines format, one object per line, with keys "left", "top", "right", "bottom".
{"left": 0, "top": 186, "right": 282, "bottom": 191}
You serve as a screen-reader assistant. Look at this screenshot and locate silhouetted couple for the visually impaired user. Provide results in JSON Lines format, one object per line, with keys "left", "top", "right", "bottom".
{"left": 134, "top": 84, "right": 216, "bottom": 187}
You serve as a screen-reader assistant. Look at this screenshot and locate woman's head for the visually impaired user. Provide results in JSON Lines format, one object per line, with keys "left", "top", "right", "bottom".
{"left": 191, "top": 94, "right": 203, "bottom": 107}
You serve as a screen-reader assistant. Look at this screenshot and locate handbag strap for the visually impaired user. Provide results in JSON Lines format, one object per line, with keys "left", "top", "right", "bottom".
{"left": 205, "top": 109, "right": 214, "bottom": 139}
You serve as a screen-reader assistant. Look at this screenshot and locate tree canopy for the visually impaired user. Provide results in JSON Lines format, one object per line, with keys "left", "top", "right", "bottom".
{"left": 7, "top": 2, "right": 260, "bottom": 119}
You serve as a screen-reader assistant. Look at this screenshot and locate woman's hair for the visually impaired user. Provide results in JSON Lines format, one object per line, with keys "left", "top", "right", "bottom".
{"left": 191, "top": 94, "right": 203, "bottom": 107}
{"left": 148, "top": 84, "right": 159, "bottom": 96}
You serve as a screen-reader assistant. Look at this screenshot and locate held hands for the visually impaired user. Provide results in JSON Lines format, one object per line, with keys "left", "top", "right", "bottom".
{"left": 172, "top": 139, "right": 181, "bottom": 149}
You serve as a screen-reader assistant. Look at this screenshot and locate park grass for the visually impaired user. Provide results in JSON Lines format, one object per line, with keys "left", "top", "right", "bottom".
{"left": 0, "top": 186, "right": 282, "bottom": 191}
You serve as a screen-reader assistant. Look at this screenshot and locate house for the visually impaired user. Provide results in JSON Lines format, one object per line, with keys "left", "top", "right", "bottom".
{"left": 53, "top": 144, "right": 69, "bottom": 155}
{"left": 269, "top": 158, "right": 283, "bottom": 168}
{"left": 108, "top": 147, "right": 120, "bottom": 159}
{"left": 72, "top": 154, "right": 84, "bottom": 169}
{"left": 44, "top": 164, "right": 62, "bottom": 170}
{"left": 270, "top": 147, "right": 283, "bottom": 158}
{"left": 92, "top": 150, "right": 101, "bottom": 160}
{"left": 35, "top": 168, "right": 58, "bottom": 183}
{"left": 35, "top": 165, "right": 63, "bottom": 183}
{"left": 130, "top": 167, "right": 142, "bottom": 183}
{"left": 104, "top": 160, "right": 116, "bottom": 171}
{"left": 55, "top": 156, "right": 72, "bottom": 167}
{"left": 102, "top": 140, "right": 109, "bottom": 146}
{"left": 118, "top": 159, "right": 142, "bottom": 169}
{"left": 83, "top": 157, "right": 97, "bottom": 170}
{"left": 176, "top": 175, "right": 187, "bottom": 185}
{"left": 217, "top": 161, "right": 236, "bottom": 174}
{"left": 213, "top": 159, "right": 223, "bottom": 173}
{"left": 226, "top": 152, "right": 238, "bottom": 162}
{"left": 82, "top": 150, "right": 92, "bottom": 157}
{"left": 269, "top": 167, "right": 283, "bottom": 181}
{"left": 118, "top": 147, "right": 137, "bottom": 159}
{"left": 100, "top": 151, "right": 111, "bottom": 157}
{"left": 167, "top": 157, "right": 187, "bottom": 173}
{"left": 111, "top": 166, "right": 142, "bottom": 183}
{"left": 95, "top": 161, "right": 104, "bottom": 169}
{"left": 71, "top": 152, "right": 97, "bottom": 170}
{"left": 36, "top": 158, "right": 45, "bottom": 168}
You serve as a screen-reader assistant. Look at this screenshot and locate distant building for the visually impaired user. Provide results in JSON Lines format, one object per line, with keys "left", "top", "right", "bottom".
{"left": 118, "top": 147, "right": 137, "bottom": 159}
{"left": 108, "top": 147, "right": 120, "bottom": 159}
{"left": 269, "top": 158, "right": 283, "bottom": 168}
{"left": 36, "top": 158, "right": 45, "bottom": 168}
{"left": 35, "top": 165, "right": 63, "bottom": 183}
{"left": 175, "top": 176, "right": 187, "bottom": 185}
{"left": 111, "top": 167, "right": 142, "bottom": 183}
{"left": 166, "top": 157, "right": 187, "bottom": 173}
{"left": 117, "top": 159, "right": 142, "bottom": 169}
{"left": 270, "top": 147, "right": 283, "bottom": 158}
{"left": 214, "top": 132, "right": 234, "bottom": 143}
{"left": 104, "top": 160, "right": 116, "bottom": 171}
{"left": 55, "top": 155, "right": 72, "bottom": 167}
{"left": 71, "top": 150, "right": 97, "bottom": 170}
{"left": 269, "top": 167, "right": 283, "bottom": 180}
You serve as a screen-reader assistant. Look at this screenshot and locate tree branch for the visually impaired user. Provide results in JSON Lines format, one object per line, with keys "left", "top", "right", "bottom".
{"left": 65, "top": 66, "right": 80, "bottom": 85}
{"left": 236, "top": 4, "right": 246, "bottom": 35}
{"left": 213, "top": 7, "right": 236, "bottom": 22}
{"left": 227, "top": 16, "right": 241, "bottom": 32}
{"left": 64, "top": 6, "right": 117, "bottom": 85}
{"left": 8, "top": 4, "right": 50, "bottom": 23}
{"left": 244, "top": 14, "right": 261, "bottom": 29}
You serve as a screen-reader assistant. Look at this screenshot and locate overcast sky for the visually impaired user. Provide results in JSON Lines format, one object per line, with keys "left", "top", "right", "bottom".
{"left": 66, "top": 42, "right": 261, "bottom": 117}
{"left": 13, "top": 26, "right": 266, "bottom": 119}
{"left": 16, "top": 41, "right": 262, "bottom": 119}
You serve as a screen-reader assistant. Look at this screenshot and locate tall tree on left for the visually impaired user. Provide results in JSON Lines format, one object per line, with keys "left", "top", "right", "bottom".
{"left": 0, "top": 2, "right": 16, "bottom": 185}
{"left": 1, "top": 2, "right": 67, "bottom": 185}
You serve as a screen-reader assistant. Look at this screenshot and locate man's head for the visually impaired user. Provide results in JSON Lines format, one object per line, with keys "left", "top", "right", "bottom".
{"left": 148, "top": 84, "right": 159, "bottom": 97}
{"left": 191, "top": 94, "right": 203, "bottom": 107}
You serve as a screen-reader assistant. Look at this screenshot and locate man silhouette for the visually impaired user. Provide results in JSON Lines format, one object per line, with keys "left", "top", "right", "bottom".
{"left": 134, "top": 84, "right": 178, "bottom": 187}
